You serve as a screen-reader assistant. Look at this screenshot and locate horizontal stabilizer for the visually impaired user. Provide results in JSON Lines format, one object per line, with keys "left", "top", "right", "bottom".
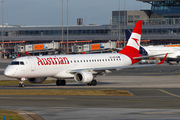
{"left": 133, "top": 53, "right": 170, "bottom": 59}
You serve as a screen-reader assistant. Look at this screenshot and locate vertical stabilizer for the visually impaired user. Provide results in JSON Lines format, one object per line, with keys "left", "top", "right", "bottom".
{"left": 119, "top": 20, "right": 143, "bottom": 55}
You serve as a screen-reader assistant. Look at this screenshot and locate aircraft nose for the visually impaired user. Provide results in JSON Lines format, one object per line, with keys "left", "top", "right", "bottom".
{"left": 4, "top": 67, "right": 14, "bottom": 77}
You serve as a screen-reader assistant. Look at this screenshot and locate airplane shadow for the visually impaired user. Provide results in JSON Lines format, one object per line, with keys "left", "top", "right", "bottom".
{"left": 0, "top": 81, "right": 116, "bottom": 88}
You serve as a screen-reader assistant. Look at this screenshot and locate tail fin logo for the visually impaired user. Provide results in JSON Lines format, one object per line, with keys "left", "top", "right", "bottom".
{"left": 132, "top": 38, "right": 139, "bottom": 46}
{"left": 118, "top": 20, "right": 143, "bottom": 55}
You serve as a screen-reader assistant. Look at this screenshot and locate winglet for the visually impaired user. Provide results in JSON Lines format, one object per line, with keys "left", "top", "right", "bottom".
{"left": 157, "top": 53, "right": 168, "bottom": 65}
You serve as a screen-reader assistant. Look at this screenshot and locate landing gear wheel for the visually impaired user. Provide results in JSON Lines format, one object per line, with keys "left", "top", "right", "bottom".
{"left": 19, "top": 83, "right": 24, "bottom": 87}
{"left": 56, "top": 80, "right": 61, "bottom": 86}
{"left": 87, "top": 83, "right": 91, "bottom": 86}
{"left": 91, "top": 79, "right": 97, "bottom": 86}
{"left": 87, "top": 79, "right": 97, "bottom": 86}
{"left": 61, "top": 80, "right": 66, "bottom": 86}
{"left": 56, "top": 79, "right": 66, "bottom": 86}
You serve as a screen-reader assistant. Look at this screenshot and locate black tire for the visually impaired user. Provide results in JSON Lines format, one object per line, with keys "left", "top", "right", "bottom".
{"left": 19, "top": 83, "right": 24, "bottom": 87}
{"left": 61, "top": 80, "right": 66, "bottom": 86}
{"left": 91, "top": 80, "right": 97, "bottom": 86}
{"left": 56, "top": 80, "right": 61, "bottom": 86}
{"left": 87, "top": 83, "right": 91, "bottom": 86}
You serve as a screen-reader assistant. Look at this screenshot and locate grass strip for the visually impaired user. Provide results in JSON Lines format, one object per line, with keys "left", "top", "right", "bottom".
{"left": 0, "top": 80, "right": 55, "bottom": 86}
{"left": 0, "top": 110, "right": 25, "bottom": 120}
{"left": 0, "top": 89, "right": 133, "bottom": 96}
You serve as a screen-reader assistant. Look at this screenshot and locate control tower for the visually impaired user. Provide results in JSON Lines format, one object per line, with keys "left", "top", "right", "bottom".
{"left": 138, "top": 0, "right": 180, "bottom": 18}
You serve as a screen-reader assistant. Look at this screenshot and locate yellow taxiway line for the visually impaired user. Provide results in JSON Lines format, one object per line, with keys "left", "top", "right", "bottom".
{"left": 159, "top": 89, "right": 180, "bottom": 98}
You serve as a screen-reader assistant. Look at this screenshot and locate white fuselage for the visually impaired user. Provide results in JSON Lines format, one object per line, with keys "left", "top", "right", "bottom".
{"left": 144, "top": 46, "right": 180, "bottom": 58}
{"left": 4, "top": 53, "right": 132, "bottom": 79}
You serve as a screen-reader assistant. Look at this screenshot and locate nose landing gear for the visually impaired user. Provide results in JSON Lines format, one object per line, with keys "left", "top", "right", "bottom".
{"left": 19, "top": 82, "right": 24, "bottom": 87}
{"left": 19, "top": 78, "right": 25, "bottom": 87}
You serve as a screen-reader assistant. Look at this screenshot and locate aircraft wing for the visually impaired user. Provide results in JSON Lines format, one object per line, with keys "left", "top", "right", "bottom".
{"left": 69, "top": 53, "right": 168, "bottom": 74}
{"left": 70, "top": 64, "right": 161, "bottom": 74}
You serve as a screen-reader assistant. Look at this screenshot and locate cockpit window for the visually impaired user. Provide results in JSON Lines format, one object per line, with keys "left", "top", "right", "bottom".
{"left": 10, "top": 61, "right": 19, "bottom": 65}
{"left": 20, "top": 62, "right": 25, "bottom": 65}
{"left": 10, "top": 61, "right": 25, "bottom": 65}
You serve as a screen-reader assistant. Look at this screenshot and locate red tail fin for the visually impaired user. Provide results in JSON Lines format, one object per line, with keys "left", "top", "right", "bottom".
{"left": 119, "top": 20, "right": 143, "bottom": 55}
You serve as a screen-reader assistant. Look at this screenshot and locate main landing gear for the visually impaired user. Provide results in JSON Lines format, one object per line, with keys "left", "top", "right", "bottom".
{"left": 56, "top": 79, "right": 66, "bottom": 86}
{"left": 87, "top": 79, "right": 97, "bottom": 86}
{"left": 19, "top": 78, "right": 25, "bottom": 87}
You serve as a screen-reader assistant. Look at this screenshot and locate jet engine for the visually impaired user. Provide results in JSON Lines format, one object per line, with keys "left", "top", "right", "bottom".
{"left": 27, "top": 77, "right": 47, "bottom": 83}
{"left": 74, "top": 72, "right": 93, "bottom": 83}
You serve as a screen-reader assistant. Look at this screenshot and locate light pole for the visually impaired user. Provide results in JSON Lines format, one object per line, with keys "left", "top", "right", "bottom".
{"left": 124, "top": 0, "right": 126, "bottom": 48}
{"left": 61, "top": 0, "right": 63, "bottom": 50}
{"left": 87, "top": 16, "right": 89, "bottom": 25}
{"left": 1, "top": 0, "right": 4, "bottom": 59}
{"left": 66, "top": 0, "right": 69, "bottom": 53}
{"left": 118, "top": 0, "right": 120, "bottom": 48}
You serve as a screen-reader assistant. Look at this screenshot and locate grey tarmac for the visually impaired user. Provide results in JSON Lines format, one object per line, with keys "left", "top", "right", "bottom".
{"left": 1, "top": 59, "right": 180, "bottom": 119}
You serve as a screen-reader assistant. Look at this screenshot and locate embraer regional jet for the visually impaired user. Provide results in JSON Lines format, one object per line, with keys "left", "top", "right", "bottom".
{"left": 4, "top": 20, "right": 168, "bottom": 87}
{"left": 125, "top": 29, "right": 180, "bottom": 63}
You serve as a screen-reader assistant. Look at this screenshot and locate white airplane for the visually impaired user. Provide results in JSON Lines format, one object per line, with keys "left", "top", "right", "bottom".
{"left": 140, "top": 46, "right": 180, "bottom": 63}
{"left": 125, "top": 29, "right": 180, "bottom": 63}
{"left": 4, "top": 20, "right": 168, "bottom": 87}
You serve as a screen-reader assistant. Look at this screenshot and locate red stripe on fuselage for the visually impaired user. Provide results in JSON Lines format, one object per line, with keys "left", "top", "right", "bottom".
{"left": 119, "top": 46, "right": 139, "bottom": 54}
{"left": 119, "top": 46, "right": 141, "bottom": 64}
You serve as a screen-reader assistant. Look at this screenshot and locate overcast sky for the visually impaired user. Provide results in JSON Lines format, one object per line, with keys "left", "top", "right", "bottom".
{"left": 1, "top": 0, "right": 151, "bottom": 26}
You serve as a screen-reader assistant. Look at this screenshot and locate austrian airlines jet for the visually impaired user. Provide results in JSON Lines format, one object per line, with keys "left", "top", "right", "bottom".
{"left": 125, "top": 29, "right": 180, "bottom": 63}
{"left": 4, "top": 21, "right": 167, "bottom": 87}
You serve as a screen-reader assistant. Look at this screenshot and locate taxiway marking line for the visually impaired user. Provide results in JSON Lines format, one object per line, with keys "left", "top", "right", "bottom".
{"left": 159, "top": 89, "right": 180, "bottom": 98}
{"left": 1, "top": 96, "right": 180, "bottom": 104}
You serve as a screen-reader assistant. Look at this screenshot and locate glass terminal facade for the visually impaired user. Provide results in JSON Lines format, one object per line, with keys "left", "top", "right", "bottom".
{"left": 151, "top": 1, "right": 180, "bottom": 17}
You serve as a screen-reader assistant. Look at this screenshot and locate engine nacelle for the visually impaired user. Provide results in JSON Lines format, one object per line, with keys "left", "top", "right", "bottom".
{"left": 74, "top": 72, "right": 93, "bottom": 83}
{"left": 27, "top": 77, "right": 47, "bottom": 83}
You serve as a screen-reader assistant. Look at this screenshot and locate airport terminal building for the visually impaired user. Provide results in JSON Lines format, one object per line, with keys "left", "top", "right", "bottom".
{"left": 1, "top": 0, "right": 180, "bottom": 55}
